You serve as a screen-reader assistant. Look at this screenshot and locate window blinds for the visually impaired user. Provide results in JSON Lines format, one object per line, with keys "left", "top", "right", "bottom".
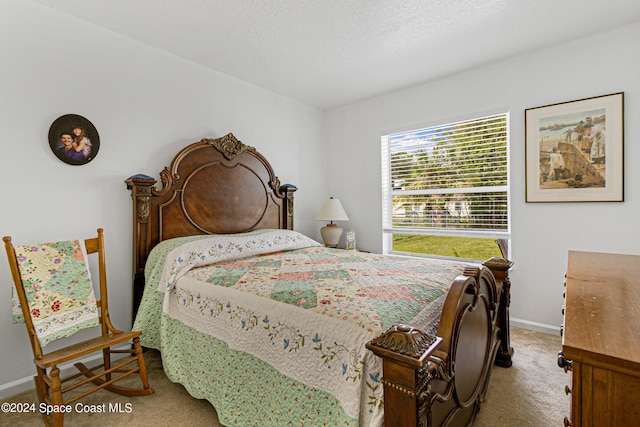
{"left": 382, "top": 113, "right": 509, "bottom": 237}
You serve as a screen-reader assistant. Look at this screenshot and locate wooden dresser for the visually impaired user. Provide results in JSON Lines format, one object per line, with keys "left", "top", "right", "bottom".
{"left": 559, "top": 250, "right": 640, "bottom": 426}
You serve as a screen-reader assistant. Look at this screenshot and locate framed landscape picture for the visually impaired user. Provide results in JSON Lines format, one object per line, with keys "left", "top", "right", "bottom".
{"left": 525, "top": 92, "right": 624, "bottom": 202}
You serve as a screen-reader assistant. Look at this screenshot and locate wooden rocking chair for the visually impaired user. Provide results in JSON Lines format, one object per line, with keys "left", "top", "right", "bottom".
{"left": 3, "top": 228, "right": 153, "bottom": 427}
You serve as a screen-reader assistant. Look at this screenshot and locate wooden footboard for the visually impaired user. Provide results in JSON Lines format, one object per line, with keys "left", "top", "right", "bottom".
{"left": 366, "top": 257, "right": 513, "bottom": 427}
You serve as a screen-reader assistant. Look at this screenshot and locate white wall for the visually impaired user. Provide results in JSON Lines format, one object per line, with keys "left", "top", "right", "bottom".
{"left": 0, "top": 0, "right": 327, "bottom": 396}
{"left": 327, "top": 21, "right": 640, "bottom": 333}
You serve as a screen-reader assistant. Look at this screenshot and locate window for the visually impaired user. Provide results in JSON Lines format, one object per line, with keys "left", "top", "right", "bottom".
{"left": 381, "top": 113, "right": 509, "bottom": 260}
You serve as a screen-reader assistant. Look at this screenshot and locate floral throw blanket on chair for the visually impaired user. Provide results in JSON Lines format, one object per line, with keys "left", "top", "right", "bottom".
{"left": 12, "top": 240, "right": 99, "bottom": 347}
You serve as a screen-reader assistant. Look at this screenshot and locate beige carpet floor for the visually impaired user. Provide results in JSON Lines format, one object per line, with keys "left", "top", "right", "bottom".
{"left": 1, "top": 327, "right": 567, "bottom": 426}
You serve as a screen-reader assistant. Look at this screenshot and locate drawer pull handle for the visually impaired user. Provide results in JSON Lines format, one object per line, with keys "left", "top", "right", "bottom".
{"left": 564, "top": 416, "right": 572, "bottom": 426}
{"left": 565, "top": 385, "right": 571, "bottom": 395}
{"left": 558, "top": 351, "right": 573, "bottom": 372}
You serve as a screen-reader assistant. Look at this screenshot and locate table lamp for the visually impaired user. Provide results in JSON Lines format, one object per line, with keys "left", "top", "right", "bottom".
{"left": 315, "top": 197, "right": 349, "bottom": 248}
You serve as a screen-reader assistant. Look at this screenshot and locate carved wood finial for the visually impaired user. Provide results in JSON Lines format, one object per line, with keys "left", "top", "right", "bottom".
{"left": 125, "top": 175, "right": 157, "bottom": 221}
{"left": 203, "top": 133, "right": 255, "bottom": 160}
{"left": 368, "top": 324, "right": 438, "bottom": 359}
{"left": 483, "top": 256, "right": 514, "bottom": 272}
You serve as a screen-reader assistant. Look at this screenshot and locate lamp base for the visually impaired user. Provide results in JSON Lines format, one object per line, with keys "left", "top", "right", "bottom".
{"left": 320, "top": 224, "right": 343, "bottom": 248}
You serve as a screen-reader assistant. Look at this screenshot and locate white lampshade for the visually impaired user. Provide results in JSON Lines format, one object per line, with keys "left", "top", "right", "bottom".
{"left": 315, "top": 197, "right": 349, "bottom": 222}
{"left": 316, "top": 198, "right": 349, "bottom": 248}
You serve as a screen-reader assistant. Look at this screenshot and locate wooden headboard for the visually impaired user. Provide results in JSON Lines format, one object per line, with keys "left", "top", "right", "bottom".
{"left": 125, "top": 133, "right": 297, "bottom": 315}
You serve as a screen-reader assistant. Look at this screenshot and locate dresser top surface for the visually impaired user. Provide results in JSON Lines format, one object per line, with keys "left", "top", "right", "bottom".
{"left": 562, "top": 250, "right": 640, "bottom": 370}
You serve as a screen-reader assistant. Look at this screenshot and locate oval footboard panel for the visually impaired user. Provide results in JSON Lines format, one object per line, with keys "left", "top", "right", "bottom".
{"left": 453, "top": 295, "right": 491, "bottom": 406}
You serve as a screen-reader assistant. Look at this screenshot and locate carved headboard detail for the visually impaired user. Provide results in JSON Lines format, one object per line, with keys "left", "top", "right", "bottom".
{"left": 126, "top": 133, "right": 296, "bottom": 314}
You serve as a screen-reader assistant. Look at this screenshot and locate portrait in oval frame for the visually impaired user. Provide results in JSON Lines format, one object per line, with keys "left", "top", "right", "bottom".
{"left": 48, "top": 114, "right": 100, "bottom": 165}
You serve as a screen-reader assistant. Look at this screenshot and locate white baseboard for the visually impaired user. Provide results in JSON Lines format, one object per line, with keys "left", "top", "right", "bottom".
{"left": 511, "top": 317, "right": 561, "bottom": 336}
{"left": 0, "top": 375, "right": 35, "bottom": 400}
{"left": 0, "top": 344, "right": 132, "bottom": 400}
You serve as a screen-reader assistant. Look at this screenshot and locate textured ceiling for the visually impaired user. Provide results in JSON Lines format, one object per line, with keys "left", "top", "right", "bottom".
{"left": 31, "top": 0, "right": 640, "bottom": 110}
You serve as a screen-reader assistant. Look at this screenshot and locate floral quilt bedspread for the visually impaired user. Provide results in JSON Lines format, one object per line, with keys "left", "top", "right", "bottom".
{"left": 135, "top": 229, "right": 471, "bottom": 426}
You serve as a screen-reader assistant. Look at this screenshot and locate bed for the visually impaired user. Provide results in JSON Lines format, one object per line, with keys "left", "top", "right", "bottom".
{"left": 126, "top": 133, "right": 514, "bottom": 427}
